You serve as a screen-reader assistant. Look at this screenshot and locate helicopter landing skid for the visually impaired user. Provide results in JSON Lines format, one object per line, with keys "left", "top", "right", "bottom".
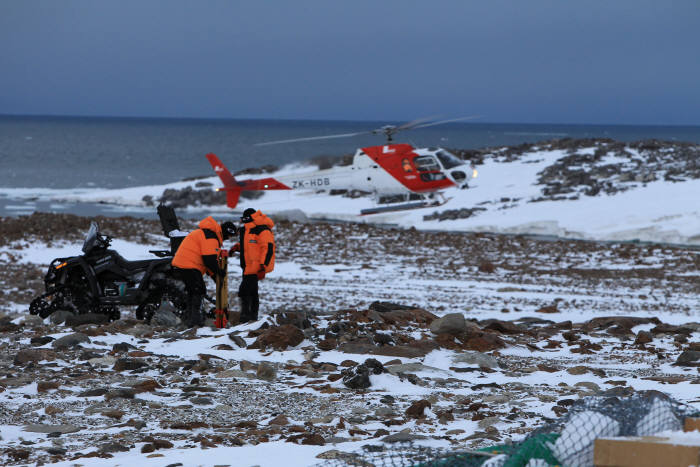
{"left": 360, "top": 195, "right": 450, "bottom": 216}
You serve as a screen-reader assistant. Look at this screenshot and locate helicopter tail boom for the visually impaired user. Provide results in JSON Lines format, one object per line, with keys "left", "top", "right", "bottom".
{"left": 205, "top": 153, "right": 291, "bottom": 208}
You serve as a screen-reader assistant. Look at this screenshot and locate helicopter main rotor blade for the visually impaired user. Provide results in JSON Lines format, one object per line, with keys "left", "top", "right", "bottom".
{"left": 412, "top": 115, "right": 481, "bottom": 129}
{"left": 393, "top": 115, "right": 442, "bottom": 131}
{"left": 254, "top": 131, "right": 373, "bottom": 146}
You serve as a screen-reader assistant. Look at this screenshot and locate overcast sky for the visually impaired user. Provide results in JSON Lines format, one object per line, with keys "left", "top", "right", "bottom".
{"left": 1, "top": 1, "right": 699, "bottom": 125}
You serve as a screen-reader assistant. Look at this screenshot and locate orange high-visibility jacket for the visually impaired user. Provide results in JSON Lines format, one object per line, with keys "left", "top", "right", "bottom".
{"left": 238, "top": 210, "right": 275, "bottom": 275}
{"left": 172, "top": 216, "right": 223, "bottom": 275}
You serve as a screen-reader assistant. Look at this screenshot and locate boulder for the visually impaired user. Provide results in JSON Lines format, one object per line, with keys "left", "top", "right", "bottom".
{"left": 405, "top": 400, "right": 431, "bottom": 419}
{"left": 24, "top": 424, "right": 81, "bottom": 434}
{"left": 124, "top": 323, "right": 153, "bottom": 338}
{"left": 385, "top": 363, "right": 447, "bottom": 375}
{"left": 635, "top": 331, "right": 653, "bottom": 345}
{"left": 451, "top": 351, "right": 500, "bottom": 369}
{"left": 250, "top": 324, "right": 305, "bottom": 351}
{"left": 105, "top": 388, "right": 136, "bottom": 400}
{"left": 22, "top": 315, "right": 45, "bottom": 327}
{"left": 363, "top": 358, "right": 386, "bottom": 375}
{"left": 368, "top": 301, "right": 414, "bottom": 313}
{"left": 274, "top": 310, "right": 312, "bottom": 329}
{"left": 269, "top": 414, "right": 289, "bottom": 426}
{"left": 151, "top": 303, "right": 179, "bottom": 327}
{"left": 318, "top": 338, "right": 337, "bottom": 351}
{"left": 430, "top": 313, "right": 467, "bottom": 335}
{"left": 113, "top": 358, "right": 148, "bottom": 372}
{"left": 50, "top": 310, "right": 75, "bottom": 325}
{"left": 674, "top": 350, "right": 700, "bottom": 367}
{"left": 256, "top": 362, "right": 277, "bottom": 381}
{"left": 228, "top": 333, "right": 247, "bottom": 348}
{"left": 14, "top": 348, "right": 57, "bottom": 365}
{"left": 30, "top": 336, "right": 54, "bottom": 346}
{"left": 51, "top": 332, "right": 90, "bottom": 349}
{"left": 65, "top": 313, "right": 109, "bottom": 327}
{"left": 462, "top": 334, "right": 506, "bottom": 351}
{"left": 342, "top": 364, "right": 370, "bottom": 389}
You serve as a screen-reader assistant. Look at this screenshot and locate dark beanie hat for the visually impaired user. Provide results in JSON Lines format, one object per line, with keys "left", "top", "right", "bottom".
{"left": 221, "top": 221, "right": 237, "bottom": 239}
{"left": 242, "top": 208, "right": 256, "bottom": 217}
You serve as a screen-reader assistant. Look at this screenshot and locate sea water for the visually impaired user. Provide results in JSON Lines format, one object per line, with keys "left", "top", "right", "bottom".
{"left": 2, "top": 115, "right": 700, "bottom": 190}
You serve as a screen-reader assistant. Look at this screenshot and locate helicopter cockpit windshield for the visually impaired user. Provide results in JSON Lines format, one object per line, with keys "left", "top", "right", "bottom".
{"left": 435, "top": 150, "right": 464, "bottom": 169}
{"left": 82, "top": 221, "right": 99, "bottom": 254}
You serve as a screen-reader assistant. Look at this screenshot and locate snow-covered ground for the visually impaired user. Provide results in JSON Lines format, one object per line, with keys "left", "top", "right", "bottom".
{"left": 0, "top": 213, "right": 698, "bottom": 466}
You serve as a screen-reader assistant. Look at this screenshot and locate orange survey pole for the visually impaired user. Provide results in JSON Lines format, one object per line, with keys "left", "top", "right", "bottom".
{"left": 214, "top": 250, "right": 229, "bottom": 329}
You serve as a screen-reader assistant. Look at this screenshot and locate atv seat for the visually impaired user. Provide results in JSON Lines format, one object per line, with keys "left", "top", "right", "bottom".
{"left": 111, "top": 251, "right": 161, "bottom": 272}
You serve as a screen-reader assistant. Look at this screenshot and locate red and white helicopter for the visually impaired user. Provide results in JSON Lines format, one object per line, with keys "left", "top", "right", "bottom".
{"left": 206, "top": 117, "right": 478, "bottom": 215}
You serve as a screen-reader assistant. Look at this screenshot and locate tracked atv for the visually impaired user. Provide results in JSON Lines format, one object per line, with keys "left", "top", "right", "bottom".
{"left": 29, "top": 205, "right": 198, "bottom": 323}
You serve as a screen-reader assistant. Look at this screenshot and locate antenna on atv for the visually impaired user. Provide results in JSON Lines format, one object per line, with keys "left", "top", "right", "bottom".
{"left": 254, "top": 116, "right": 480, "bottom": 146}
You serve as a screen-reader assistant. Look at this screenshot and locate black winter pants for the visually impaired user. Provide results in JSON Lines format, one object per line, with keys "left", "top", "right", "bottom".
{"left": 176, "top": 268, "right": 206, "bottom": 326}
{"left": 238, "top": 274, "right": 259, "bottom": 321}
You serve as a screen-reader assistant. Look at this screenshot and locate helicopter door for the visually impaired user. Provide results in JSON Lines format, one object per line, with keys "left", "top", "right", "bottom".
{"left": 413, "top": 156, "right": 446, "bottom": 182}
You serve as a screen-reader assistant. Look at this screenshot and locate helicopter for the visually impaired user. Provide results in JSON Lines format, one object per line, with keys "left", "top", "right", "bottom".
{"left": 206, "top": 117, "right": 479, "bottom": 215}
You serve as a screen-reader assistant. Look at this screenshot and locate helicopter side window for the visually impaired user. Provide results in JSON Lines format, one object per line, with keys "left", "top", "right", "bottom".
{"left": 413, "top": 156, "right": 440, "bottom": 172}
{"left": 420, "top": 172, "right": 446, "bottom": 182}
{"left": 436, "top": 150, "right": 464, "bottom": 169}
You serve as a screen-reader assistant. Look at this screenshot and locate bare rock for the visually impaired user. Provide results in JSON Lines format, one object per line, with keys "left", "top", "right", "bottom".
{"left": 113, "top": 358, "right": 148, "bottom": 372}
{"left": 65, "top": 313, "right": 109, "bottom": 327}
{"left": 124, "top": 323, "right": 153, "bottom": 338}
{"left": 37, "top": 381, "right": 59, "bottom": 392}
{"left": 30, "top": 336, "right": 54, "bottom": 346}
{"left": 14, "top": 348, "right": 56, "bottom": 365}
{"left": 256, "top": 362, "right": 277, "bottom": 381}
{"left": 50, "top": 309, "right": 75, "bottom": 324}
{"left": 24, "top": 424, "right": 81, "bottom": 434}
{"left": 100, "top": 409, "right": 125, "bottom": 420}
{"left": 381, "top": 431, "right": 427, "bottom": 443}
{"left": 132, "top": 379, "right": 161, "bottom": 393}
{"left": 342, "top": 364, "right": 370, "bottom": 389}
{"left": 634, "top": 331, "right": 654, "bottom": 345}
{"left": 190, "top": 397, "right": 213, "bottom": 405}
{"left": 52, "top": 332, "right": 90, "bottom": 349}
{"left": 151, "top": 303, "right": 179, "bottom": 327}
{"left": 675, "top": 350, "right": 700, "bottom": 367}
{"left": 22, "top": 315, "right": 45, "bottom": 327}
{"left": 451, "top": 351, "right": 500, "bottom": 369}
{"left": 269, "top": 414, "right": 290, "bottom": 426}
{"left": 406, "top": 399, "right": 431, "bottom": 419}
{"left": 478, "top": 260, "right": 496, "bottom": 273}
{"left": 430, "top": 313, "right": 467, "bottom": 335}
{"left": 318, "top": 338, "right": 338, "bottom": 351}
{"left": 78, "top": 388, "right": 108, "bottom": 397}
{"left": 105, "top": 388, "right": 136, "bottom": 400}
{"left": 463, "top": 334, "right": 506, "bottom": 351}
{"left": 228, "top": 333, "right": 247, "bottom": 348}
{"left": 251, "top": 324, "right": 305, "bottom": 351}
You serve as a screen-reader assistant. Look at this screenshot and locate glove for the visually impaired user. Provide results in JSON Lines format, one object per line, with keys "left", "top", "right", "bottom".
{"left": 231, "top": 243, "right": 240, "bottom": 253}
{"left": 256, "top": 266, "right": 266, "bottom": 280}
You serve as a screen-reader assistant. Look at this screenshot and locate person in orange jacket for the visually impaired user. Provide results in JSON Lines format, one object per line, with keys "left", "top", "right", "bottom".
{"left": 231, "top": 208, "right": 275, "bottom": 323}
{"left": 172, "top": 216, "right": 237, "bottom": 327}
